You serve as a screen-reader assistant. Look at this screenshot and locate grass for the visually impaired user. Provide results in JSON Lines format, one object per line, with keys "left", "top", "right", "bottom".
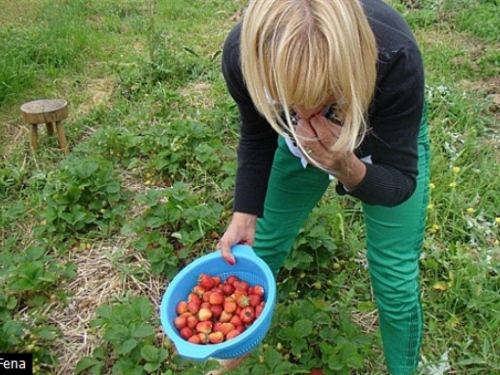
{"left": 1, "top": 0, "right": 500, "bottom": 374}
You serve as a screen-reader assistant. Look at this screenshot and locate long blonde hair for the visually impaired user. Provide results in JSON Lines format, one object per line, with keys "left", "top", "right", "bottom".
{"left": 240, "top": 0, "right": 378, "bottom": 168}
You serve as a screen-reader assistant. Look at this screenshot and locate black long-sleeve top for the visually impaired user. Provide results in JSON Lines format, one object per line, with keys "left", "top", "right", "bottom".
{"left": 222, "top": 0, "right": 425, "bottom": 217}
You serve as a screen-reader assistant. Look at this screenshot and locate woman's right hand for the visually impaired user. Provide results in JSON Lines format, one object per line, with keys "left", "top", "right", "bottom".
{"left": 216, "top": 212, "right": 257, "bottom": 265}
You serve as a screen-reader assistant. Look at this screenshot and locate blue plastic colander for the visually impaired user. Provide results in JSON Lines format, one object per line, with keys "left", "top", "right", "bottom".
{"left": 160, "top": 245, "right": 277, "bottom": 361}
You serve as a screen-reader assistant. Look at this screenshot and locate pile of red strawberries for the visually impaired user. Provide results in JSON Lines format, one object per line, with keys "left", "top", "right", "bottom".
{"left": 174, "top": 273, "right": 266, "bottom": 345}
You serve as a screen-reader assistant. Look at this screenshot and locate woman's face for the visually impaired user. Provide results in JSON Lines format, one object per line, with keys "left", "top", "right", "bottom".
{"left": 293, "top": 95, "right": 336, "bottom": 120}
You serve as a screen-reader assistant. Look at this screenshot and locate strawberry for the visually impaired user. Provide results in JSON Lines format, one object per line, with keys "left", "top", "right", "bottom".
{"left": 210, "top": 304, "right": 223, "bottom": 318}
{"left": 198, "top": 332, "right": 209, "bottom": 344}
{"left": 225, "top": 275, "right": 239, "bottom": 285}
{"left": 208, "top": 331, "right": 224, "bottom": 344}
{"left": 192, "top": 285, "right": 206, "bottom": 297}
{"left": 253, "top": 284, "right": 265, "bottom": 297}
{"left": 233, "top": 280, "right": 249, "bottom": 291}
{"left": 240, "top": 306, "right": 255, "bottom": 324}
{"left": 188, "top": 334, "right": 201, "bottom": 344}
{"left": 225, "top": 329, "right": 240, "bottom": 341}
{"left": 198, "top": 307, "right": 213, "bottom": 322}
{"left": 235, "top": 324, "right": 246, "bottom": 333}
{"left": 213, "top": 276, "right": 221, "bottom": 287}
{"left": 224, "top": 297, "right": 237, "bottom": 313}
{"left": 219, "top": 311, "right": 233, "bottom": 323}
{"left": 187, "top": 315, "right": 198, "bottom": 329}
{"left": 248, "top": 294, "right": 261, "bottom": 307}
{"left": 174, "top": 315, "right": 187, "bottom": 329}
{"left": 188, "top": 293, "right": 201, "bottom": 304}
{"left": 201, "top": 302, "right": 211, "bottom": 310}
{"left": 219, "top": 322, "right": 235, "bottom": 335}
{"left": 198, "top": 274, "right": 216, "bottom": 290}
{"left": 176, "top": 301, "right": 188, "bottom": 315}
{"left": 255, "top": 304, "right": 264, "bottom": 319}
{"left": 188, "top": 300, "right": 201, "bottom": 315}
{"left": 236, "top": 294, "right": 249, "bottom": 308}
{"left": 310, "top": 369, "right": 324, "bottom": 375}
{"left": 209, "top": 291, "right": 224, "bottom": 305}
{"left": 229, "top": 315, "right": 242, "bottom": 327}
{"left": 202, "top": 291, "right": 212, "bottom": 302}
{"left": 179, "top": 327, "right": 193, "bottom": 340}
{"left": 196, "top": 321, "right": 213, "bottom": 334}
{"left": 213, "top": 321, "right": 223, "bottom": 332}
{"left": 222, "top": 283, "right": 235, "bottom": 296}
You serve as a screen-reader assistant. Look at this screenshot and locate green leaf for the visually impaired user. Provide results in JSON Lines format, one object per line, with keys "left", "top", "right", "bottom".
{"left": 277, "top": 327, "right": 296, "bottom": 341}
{"left": 117, "top": 338, "right": 138, "bottom": 354}
{"left": 264, "top": 348, "right": 282, "bottom": 371}
{"left": 293, "top": 319, "right": 313, "bottom": 338}
{"left": 141, "top": 344, "right": 159, "bottom": 362}
{"left": 131, "top": 296, "right": 154, "bottom": 320}
{"left": 129, "top": 322, "right": 155, "bottom": 338}
{"left": 75, "top": 357, "right": 103, "bottom": 374}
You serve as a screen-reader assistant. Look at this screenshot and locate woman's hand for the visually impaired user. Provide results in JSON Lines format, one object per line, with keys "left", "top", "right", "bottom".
{"left": 296, "top": 114, "right": 366, "bottom": 190}
{"left": 216, "top": 212, "right": 257, "bottom": 265}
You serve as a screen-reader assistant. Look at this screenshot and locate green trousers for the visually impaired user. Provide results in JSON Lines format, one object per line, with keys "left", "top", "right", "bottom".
{"left": 253, "top": 114, "right": 429, "bottom": 375}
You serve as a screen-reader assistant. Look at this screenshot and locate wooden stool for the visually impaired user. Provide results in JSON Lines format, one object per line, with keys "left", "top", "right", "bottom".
{"left": 20, "top": 99, "right": 69, "bottom": 154}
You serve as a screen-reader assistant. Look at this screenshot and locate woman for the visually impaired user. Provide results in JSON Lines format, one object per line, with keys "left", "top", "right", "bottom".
{"left": 214, "top": 0, "right": 429, "bottom": 374}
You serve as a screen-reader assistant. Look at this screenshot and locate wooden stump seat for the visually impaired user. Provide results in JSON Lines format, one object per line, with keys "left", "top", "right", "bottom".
{"left": 20, "top": 99, "right": 69, "bottom": 154}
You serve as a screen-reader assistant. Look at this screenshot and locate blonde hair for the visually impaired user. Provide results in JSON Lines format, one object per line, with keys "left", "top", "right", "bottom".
{"left": 241, "top": 0, "right": 378, "bottom": 169}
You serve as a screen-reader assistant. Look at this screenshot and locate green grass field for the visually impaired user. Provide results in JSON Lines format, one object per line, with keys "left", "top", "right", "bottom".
{"left": 1, "top": 0, "right": 500, "bottom": 374}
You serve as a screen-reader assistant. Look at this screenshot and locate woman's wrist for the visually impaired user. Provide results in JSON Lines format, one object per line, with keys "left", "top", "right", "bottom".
{"left": 330, "top": 153, "right": 366, "bottom": 191}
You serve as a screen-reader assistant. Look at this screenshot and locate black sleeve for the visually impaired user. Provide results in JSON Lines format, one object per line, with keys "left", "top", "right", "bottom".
{"left": 221, "top": 24, "right": 278, "bottom": 216}
{"left": 337, "top": 44, "right": 425, "bottom": 206}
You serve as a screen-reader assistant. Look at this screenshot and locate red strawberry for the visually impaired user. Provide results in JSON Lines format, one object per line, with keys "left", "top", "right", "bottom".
{"left": 253, "top": 284, "right": 265, "bottom": 297}
{"left": 176, "top": 301, "right": 188, "bottom": 315}
{"left": 198, "top": 307, "right": 213, "bottom": 322}
{"left": 222, "top": 283, "right": 235, "bottom": 296}
{"left": 213, "top": 276, "right": 221, "bottom": 287}
{"left": 213, "top": 321, "right": 223, "bottom": 332}
{"left": 225, "top": 329, "right": 240, "bottom": 341}
{"left": 220, "top": 322, "right": 235, "bottom": 335}
{"left": 174, "top": 315, "right": 187, "bottom": 329}
{"left": 210, "top": 304, "right": 223, "bottom": 318}
{"left": 198, "top": 332, "right": 209, "bottom": 344}
{"left": 187, "top": 315, "right": 198, "bottom": 329}
{"left": 310, "top": 369, "right": 324, "bottom": 375}
{"left": 196, "top": 321, "right": 213, "bottom": 334}
{"left": 208, "top": 331, "right": 224, "bottom": 344}
{"left": 209, "top": 291, "right": 224, "bottom": 305}
{"left": 224, "top": 297, "right": 237, "bottom": 313}
{"left": 225, "top": 275, "right": 239, "bottom": 285}
{"left": 233, "top": 280, "right": 249, "bottom": 291}
{"left": 255, "top": 304, "right": 264, "bottom": 319}
{"left": 188, "top": 300, "right": 201, "bottom": 315}
{"left": 240, "top": 306, "right": 255, "bottom": 324}
{"left": 229, "top": 315, "right": 242, "bottom": 327}
{"left": 188, "top": 334, "right": 201, "bottom": 344}
{"left": 188, "top": 293, "right": 201, "bottom": 304}
{"left": 248, "top": 294, "right": 261, "bottom": 307}
{"left": 202, "top": 291, "right": 212, "bottom": 302}
{"left": 179, "top": 327, "right": 193, "bottom": 340}
{"left": 198, "top": 274, "right": 216, "bottom": 290}
{"left": 235, "top": 324, "right": 245, "bottom": 333}
{"left": 236, "top": 294, "right": 249, "bottom": 308}
{"left": 192, "top": 285, "right": 206, "bottom": 297}
{"left": 219, "top": 311, "right": 233, "bottom": 323}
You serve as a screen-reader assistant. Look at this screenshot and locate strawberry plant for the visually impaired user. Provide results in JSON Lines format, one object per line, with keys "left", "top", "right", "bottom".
{"left": 77, "top": 296, "right": 168, "bottom": 375}
{"left": 37, "top": 154, "right": 129, "bottom": 243}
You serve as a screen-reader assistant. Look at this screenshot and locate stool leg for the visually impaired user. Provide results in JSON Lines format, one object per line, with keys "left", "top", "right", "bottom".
{"left": 46, "top": 122, "right": 54, "bottom": 136}
{"left": 30, "top": 124, "right": 38, "bottom": 152}
{"left": 56, "top": 121, "right": 69, "bottom": 154}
